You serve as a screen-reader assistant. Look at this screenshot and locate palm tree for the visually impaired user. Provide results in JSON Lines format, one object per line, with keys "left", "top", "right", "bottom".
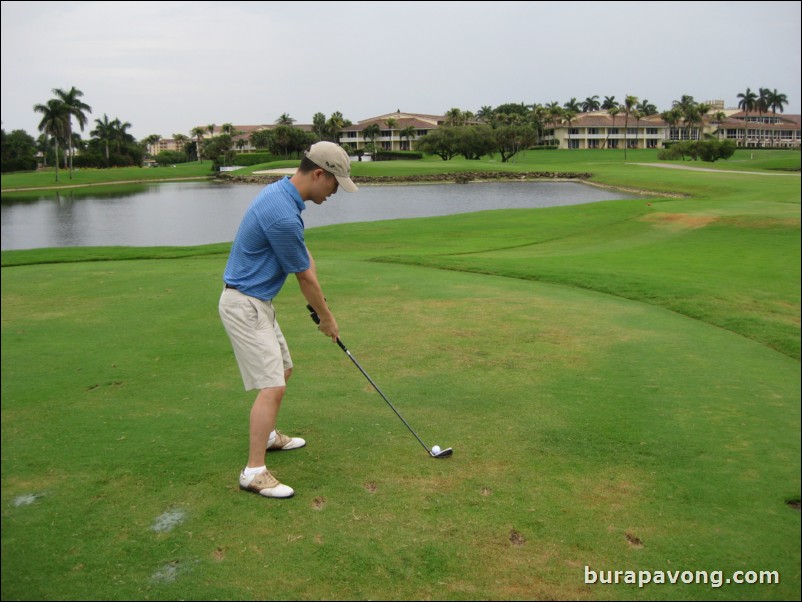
{"left": 660, "top": 108, "right": 683, "bottom": 144}
{"left": 384, "top": 117, "right": 398, "bottom": 150}
{"left": 477, "top": 105, "right": 494, "bottom": 123}
{"left": 271, "top": 125, "right": 293, "bottom": 158}
{"left": 275, "top": 113, "right": 295, "bottom": 126}
{"left": 582, "top": 95, "right": 600, "bottom": 112}
{"left": 672, "top": 95, "right": 698, "bottom": 140}
{"left": 637, "top": 100, "right": 658, "bottom": 116}
{"left": 326, "top": 111, "right": 346, "bottom": 142}
{"left": 563, "top": 110, "right": 577, "bottom": 149}
{"left": 111, "top": 119, "right": 133, "bottom": 154}
{"left": 630, "top": 108, "right": 643, "bottom": 149}
{"left": 220, "top": 123, "right": 238, "bottom": 137}
{"left": 563, "top": 97, "right": 581, "bottom": 113}
{"left": 605, "top": 106, "right": 620, "bottom": 149}
{"left": 173, "top": 133, "right": 190, "bottom": 159}
{"left": 544, "top": 102, "right": 563, "bottom": 146}
{"left": 33, "top": 98, "right": 70, "bottom": 182}
{"left": 362, "top": 123, "right": 381, "bottom": 153}
{"left": 711, "top": 111, "right": 727, "bottom": 141}
{"left": 53, "top": 86, "right": 92, "bottom": 179}
{"left": 399, "top": 126, "right": 416, "bottom": 151}
{"left": 637, "top": 100, "right": 657, "bottom": 147}
{"left": 766, "top": 89, "right": 788, "bottom": 146}
{"left": 143, "top": 134, "right": 161, "bottom": 159}
{"left": 528, "top": 104, "right": 547, "bottom": 144}
{"left": 757, "top": 88, "right": 772, "bottom": 147}
{"left": 546, "top": 101, "right": 562, "bottom": 126}
{"left": 623, "top": 95, "right": 639, "bottom": 159}
{"left": 35, "top": 134, "right": 50, "bottom": 168}
{"left": 444, "top": 108, "right": 464, "bottom": 126}
{"left": 190, "top": 126, "right": 206, "bottom": 162}
{"left": 736, "top": 87, "right": 758, "bottom": 147}
{"left": 601, "top": 96, "right": 618, "bottom": 111}
{"left": 695, "top": 103, "right": 710, "bottom": 141}
{"left": 312, "top": 112, "right": 327, "bottom": 139}
{"left": 91, "top": 113, "right": 115, "bottom": 165}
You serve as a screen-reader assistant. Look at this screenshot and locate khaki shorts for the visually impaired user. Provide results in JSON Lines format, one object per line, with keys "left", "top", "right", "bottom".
{"left": 219, "top": 288, "right": 293, "bottom": 390}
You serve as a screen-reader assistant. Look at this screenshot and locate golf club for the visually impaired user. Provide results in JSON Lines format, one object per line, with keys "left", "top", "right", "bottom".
{"left": 307, "top": 304, "right": 453, "bottom": 459}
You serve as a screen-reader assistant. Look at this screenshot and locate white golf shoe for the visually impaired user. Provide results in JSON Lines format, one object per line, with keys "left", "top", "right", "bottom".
{"left": 239, "top": 469, "right": 294, "bottom": 498}
{"left": 267, "top": 430, "right": 306, "bottom": 451}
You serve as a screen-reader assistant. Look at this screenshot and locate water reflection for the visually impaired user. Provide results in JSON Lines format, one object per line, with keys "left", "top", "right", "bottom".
{"left": 2, "top": 180, "right": 634, "bottom": 250}
{"left": 2, "top": 184, "right": 154, "bottom": 205}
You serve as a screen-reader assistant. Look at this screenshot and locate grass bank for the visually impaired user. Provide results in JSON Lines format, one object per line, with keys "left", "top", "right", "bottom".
{"left": 1, "top": 161, "right": 214, "bottom": 191}
{"left": 2, "top": 149, "right": 800, "bottom": 600}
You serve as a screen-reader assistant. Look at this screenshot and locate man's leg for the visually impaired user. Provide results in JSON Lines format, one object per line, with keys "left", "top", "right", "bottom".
{"left": 247, "top": 385, "right": 285, "bottom": 468}
{"left": 240, "top": 368, "right": 295, "bottom": 498}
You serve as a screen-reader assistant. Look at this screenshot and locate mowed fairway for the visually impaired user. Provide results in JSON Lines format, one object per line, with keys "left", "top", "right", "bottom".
{"left": 2, "top": 152, "right": 800, "bottom": 600}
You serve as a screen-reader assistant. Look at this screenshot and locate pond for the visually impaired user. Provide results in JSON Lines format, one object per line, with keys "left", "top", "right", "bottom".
{"left": 1, "top": 180, "right": 635, "bottom": 250}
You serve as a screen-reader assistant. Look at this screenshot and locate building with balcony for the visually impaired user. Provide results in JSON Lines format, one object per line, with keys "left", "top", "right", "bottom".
{"left": 337, "top": 111, "right": 446, "bottom": 152}
{"left": 544, "top": 108, "right": 800, "bottom": 150}
{"left": 544, "top": 111, "right": 668, "bottom": 150}
{"left": 712, "top": 112, "right": 801, "bottom": 148}
{"left": 153, "top": 107, "right": 799, "bottom": 156}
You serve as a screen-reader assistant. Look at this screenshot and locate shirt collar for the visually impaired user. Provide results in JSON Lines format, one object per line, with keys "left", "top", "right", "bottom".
{"left": 281, "top": 176, "right": 305, "bottom": 212}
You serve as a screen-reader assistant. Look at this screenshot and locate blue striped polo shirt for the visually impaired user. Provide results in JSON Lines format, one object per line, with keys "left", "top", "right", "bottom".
{"left": 223, "top": 177, "right": 310, "bottom": 300}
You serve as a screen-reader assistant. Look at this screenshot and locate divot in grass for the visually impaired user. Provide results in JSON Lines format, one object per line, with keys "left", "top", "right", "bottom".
{"left": 151, "top": 561, "right": 180, "bottom": 583}
{"left": 626, "top": 532, "right": 644, "bottom": 548}
{"left": 151, "top": 508, "right": 186, "bottom": 532}
{"left": 150, "top": 559, "right": 199, "bottom": 583}
{"left": 13, "top": 492, "right": 46, "bottom": 507}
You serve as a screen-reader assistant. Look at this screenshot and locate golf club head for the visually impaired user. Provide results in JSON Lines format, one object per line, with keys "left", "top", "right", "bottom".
{"left": 430, "top": 447, "right": 453, "bottom": 458}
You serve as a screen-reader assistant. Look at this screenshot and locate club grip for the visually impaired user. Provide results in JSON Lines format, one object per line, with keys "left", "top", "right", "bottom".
{"left": 307, "top": 304, "right": 347, "bottom": 351}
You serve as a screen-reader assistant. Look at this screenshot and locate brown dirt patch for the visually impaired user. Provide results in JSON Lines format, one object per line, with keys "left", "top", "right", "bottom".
{"left": 640, "top": 212, "right": 718, "bottom": 229}
{"left": 509, "top": 529, "right": 526, "bottom": 546}
{"left": 626, "top": 532, "right": 644, "bottom": 548}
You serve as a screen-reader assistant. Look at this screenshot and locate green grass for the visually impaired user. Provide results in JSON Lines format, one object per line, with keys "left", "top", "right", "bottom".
{"left": 2, "top": 150, "right": 800, "bottom": 600}
{"left": 3, "top": 148, "right": 797, "bottom": 191}
{"left": 1, "top": 161, "right": 214, "bottom": 190}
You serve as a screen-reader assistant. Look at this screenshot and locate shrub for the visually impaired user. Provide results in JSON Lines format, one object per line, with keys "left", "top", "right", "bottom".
{"left": 154, "top": 150, "right": 188, "bottom": 166}
{"left": 375, "top": 150, "right": 423, "bottom": 161}
{"left": 232, "top": 152, "right": 279, "bottom": 166}
{"left": 697, "top": 139, "right": 737, "bottom": 162}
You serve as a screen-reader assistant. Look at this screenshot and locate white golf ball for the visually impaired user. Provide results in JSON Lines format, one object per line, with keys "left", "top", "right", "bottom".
{"left": 432, "top": 445, "right": 441, "bottom": 454}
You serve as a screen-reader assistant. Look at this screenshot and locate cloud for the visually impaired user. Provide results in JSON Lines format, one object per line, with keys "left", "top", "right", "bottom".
{"left": 3, "top": 1, "right": 800, "bottom": 140}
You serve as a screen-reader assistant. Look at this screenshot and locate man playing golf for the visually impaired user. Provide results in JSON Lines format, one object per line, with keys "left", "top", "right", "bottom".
{"left": 219, "top": 141, "right": 358, "bottom": 498}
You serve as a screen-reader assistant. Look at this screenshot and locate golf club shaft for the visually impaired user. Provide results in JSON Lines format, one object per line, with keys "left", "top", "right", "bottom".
{"left": 307, "top": 304, "right": 430, "bottom": 453}
{"left": 336, "top": 339, "right": 431, "bottom": 454}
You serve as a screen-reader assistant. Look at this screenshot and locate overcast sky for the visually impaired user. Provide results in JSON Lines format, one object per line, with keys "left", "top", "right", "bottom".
{"left": 2, "top": 0, "right": 800, "bottom": 140}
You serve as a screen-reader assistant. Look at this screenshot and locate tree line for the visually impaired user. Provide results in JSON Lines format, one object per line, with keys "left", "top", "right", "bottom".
{"left": 1, "top": 86, "right": 144, "bottom": 178}
{"left": 417, "top": 89, "right": 789, "bottom": 162}
{"left": 1, "top": 87, "right": 791, "bottom": 175}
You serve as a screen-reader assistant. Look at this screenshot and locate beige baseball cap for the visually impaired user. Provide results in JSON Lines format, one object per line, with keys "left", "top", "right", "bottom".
{"left": 305, "top": 141, "right": 358, "bottom": 192}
